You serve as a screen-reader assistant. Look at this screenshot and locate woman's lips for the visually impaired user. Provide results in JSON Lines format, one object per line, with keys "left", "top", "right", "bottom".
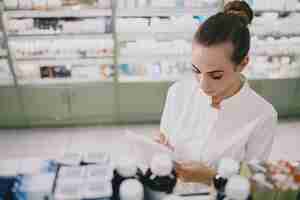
{"left": 203, "top": 91, "right": 215, "bottom": 96}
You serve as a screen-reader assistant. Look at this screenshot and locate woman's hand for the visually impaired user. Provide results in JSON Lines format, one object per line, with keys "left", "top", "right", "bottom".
{"left": 154, "top": 132, "right": 174, "bottom": 151}
{"left": 175, "top": 161, "right": 217, "bottom": 185}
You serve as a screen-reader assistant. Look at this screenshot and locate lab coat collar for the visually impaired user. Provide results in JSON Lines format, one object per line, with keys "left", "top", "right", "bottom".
{"left": 219, "top": 75, "right": 250, "bottom": 109}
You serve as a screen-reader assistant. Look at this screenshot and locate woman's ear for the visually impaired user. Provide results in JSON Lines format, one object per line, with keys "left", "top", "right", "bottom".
{"left": 236, "top": 56, "right": 249, "bottom": 72}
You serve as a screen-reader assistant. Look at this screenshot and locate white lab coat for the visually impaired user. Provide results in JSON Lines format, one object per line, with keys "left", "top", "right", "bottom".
{"left": 160, "top": 77, "right": 277, "bottom": 165}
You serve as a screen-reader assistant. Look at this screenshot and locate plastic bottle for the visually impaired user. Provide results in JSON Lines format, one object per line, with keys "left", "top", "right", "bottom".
{"left": 120, "top": 179, "right": 144, "bottom": 200}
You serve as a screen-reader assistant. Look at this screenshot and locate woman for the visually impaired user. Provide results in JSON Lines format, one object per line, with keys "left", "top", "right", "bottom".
{"left": 156, "top": 1, "right": 277, "bottom": 183}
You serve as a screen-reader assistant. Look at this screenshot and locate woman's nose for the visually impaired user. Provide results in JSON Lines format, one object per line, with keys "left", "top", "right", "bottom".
{"left": 199, "top": 75, "right": 211, "bottom": 92}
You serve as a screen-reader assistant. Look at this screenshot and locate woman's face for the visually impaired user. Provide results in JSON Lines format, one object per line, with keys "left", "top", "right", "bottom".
{"left": 192, "top": 41, "right": 247, "bottom": 98}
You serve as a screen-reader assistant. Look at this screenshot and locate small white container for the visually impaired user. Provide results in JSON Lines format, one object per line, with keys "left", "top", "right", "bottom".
{"left": 120, "top": 179, "right": 144, "bottom": 200}
{"left": 150, "top": 154, "right": 173, "bottom": 177}
{"left": 116, "top": 156, "right": 138, "bottom": 178}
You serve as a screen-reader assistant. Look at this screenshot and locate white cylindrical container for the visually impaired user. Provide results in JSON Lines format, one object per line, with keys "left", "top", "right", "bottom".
{"left": 144, "top": 154, "right": 176, "bottom": 200}
{"left": 150, "top": 154, "right": 173, "bottom": 177}
{"left": 116, "top": 157, "right": 138, "bottom": 178}
{"left": 120, "top": 179, "right": 144, "bottom": 200}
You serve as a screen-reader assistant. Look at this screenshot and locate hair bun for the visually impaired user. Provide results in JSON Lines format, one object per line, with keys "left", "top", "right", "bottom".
{"left": 224, "top": 0, "right": 253, "bottom": 26}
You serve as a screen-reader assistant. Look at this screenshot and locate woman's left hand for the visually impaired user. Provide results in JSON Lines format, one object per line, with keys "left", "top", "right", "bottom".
{"left": 175, "top": 161, "right": 217, "bottom": 185}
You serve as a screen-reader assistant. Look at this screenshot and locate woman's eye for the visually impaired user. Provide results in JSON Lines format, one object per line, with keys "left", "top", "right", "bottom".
{"left": 212, "top": 75, "right": 223, "bottom": 80}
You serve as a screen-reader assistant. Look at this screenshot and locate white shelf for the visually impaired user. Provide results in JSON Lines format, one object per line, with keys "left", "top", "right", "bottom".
{"left": 5, "top": 8, "right": 112, "bottom": 18}
{"left": 9, "top": 33, "right": 113, "bottom": 40}
{"left": 118, "top": 32, "right": 195, "bottom": 42}
{"left": 254, "top": 9, "right": 300, "bottom": 14}
{"left": 16, "top": 58, "right": 115, "bottom": 65}
{"left": 119, "top": 76, "right": 178, "bottom": 83}
{"left": 119, "top": 55, "right": 191, "bottom": 63}
{"left": 248, "top": 77, "right": 300, "bottom": 80}
{"left": 252, "top": 32, "right": 300, "bottom": 38}
{"left": 0, "top": 49, "right": 8, "bottom": 57}
{"left": 16, "top": 56, "right": 114, "bottom": 62}
{"left": 117, "top": 7, "right": 218, "bottom": 17}
{"left": 19, "top": 78, "right": 113, "bottom": 86}
{"left": 250, "top": 52, "right": 299, "bottom": 57}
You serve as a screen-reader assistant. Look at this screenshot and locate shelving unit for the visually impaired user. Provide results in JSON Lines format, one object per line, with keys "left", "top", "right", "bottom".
{"left": 118, "top": 76, "right": 181, "bottom": 82}
{"left": 0, "top": 0, "right": 299, "bottom": 127}
{"left": 0, "top": 0, "right": 118, "bottom": 127}
{"left": 19, "top": 78, "right": 114, "bottom": 85}
{"left": 254, "top": 9, "right": 300, "bottom": 15}
{"left": 249, "top": 5, "right": 300, "bottom": 116}
{"left": 8, "top": 33, "right": 113, "bottom": 40}
{"left": 15, "top": 56, "right": 114, "bottom": 62}
{"left": 5, "top": 8, "right": 113, "bottom": 18}
{"left": 117, "top": 7, "right": 219, "bottom": 17}
{"left": 118, "top": 32, "right": 195, "bottom": 42}
{"left": 16, "top": 57, "right": 114, "bottom": 66}
{"left": 119, "top": 55, "right": 191, "bottom": 63}
{"left": 252, "top": 33, "right": 300, "bottom": 38}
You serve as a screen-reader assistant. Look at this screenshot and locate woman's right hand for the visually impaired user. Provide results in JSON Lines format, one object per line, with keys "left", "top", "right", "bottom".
{"left": 154, "top": 132, "right": 174, "bottom": 151}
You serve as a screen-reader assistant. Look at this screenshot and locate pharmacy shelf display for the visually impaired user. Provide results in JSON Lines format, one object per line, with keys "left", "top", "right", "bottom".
{"left": 115, "top": 0, "right": 300, "bottom": 82}
{"left": 1, "top": 0, "right": 223, "bottom": 85}
{"left": 7, "top": 18, "right": 113, "bottom": 37}
{"left": 0, "top": 0, "right": 299, "bottom": 126}
{"left": 115, "top": 0, "right": 300, "bottom": 122}
{"left": 117, "top": 7, "right": 219, "bottom": 17}
{"left": 115, "top": 0, "right": 221, "bottom": 83}
{"left": 6, "top": 8, "right": 112, "bottom": 18}
{"left": 249, "top": 10, "right": 300, "bottom": 80}
{"left": 1, "top": 0, "right": 115, "bottom": 86}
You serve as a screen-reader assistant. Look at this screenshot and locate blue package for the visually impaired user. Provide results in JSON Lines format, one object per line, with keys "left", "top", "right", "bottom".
{"left": 0, "top": 177, "right": 15, "bottom": 200}
{"left": 13, "top": 172, "right": 56, "bottom": 200}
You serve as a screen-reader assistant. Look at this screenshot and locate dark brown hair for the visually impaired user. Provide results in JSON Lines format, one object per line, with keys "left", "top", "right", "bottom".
{"left": 194, "top": 1, "right": 253, "bottom": 65}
